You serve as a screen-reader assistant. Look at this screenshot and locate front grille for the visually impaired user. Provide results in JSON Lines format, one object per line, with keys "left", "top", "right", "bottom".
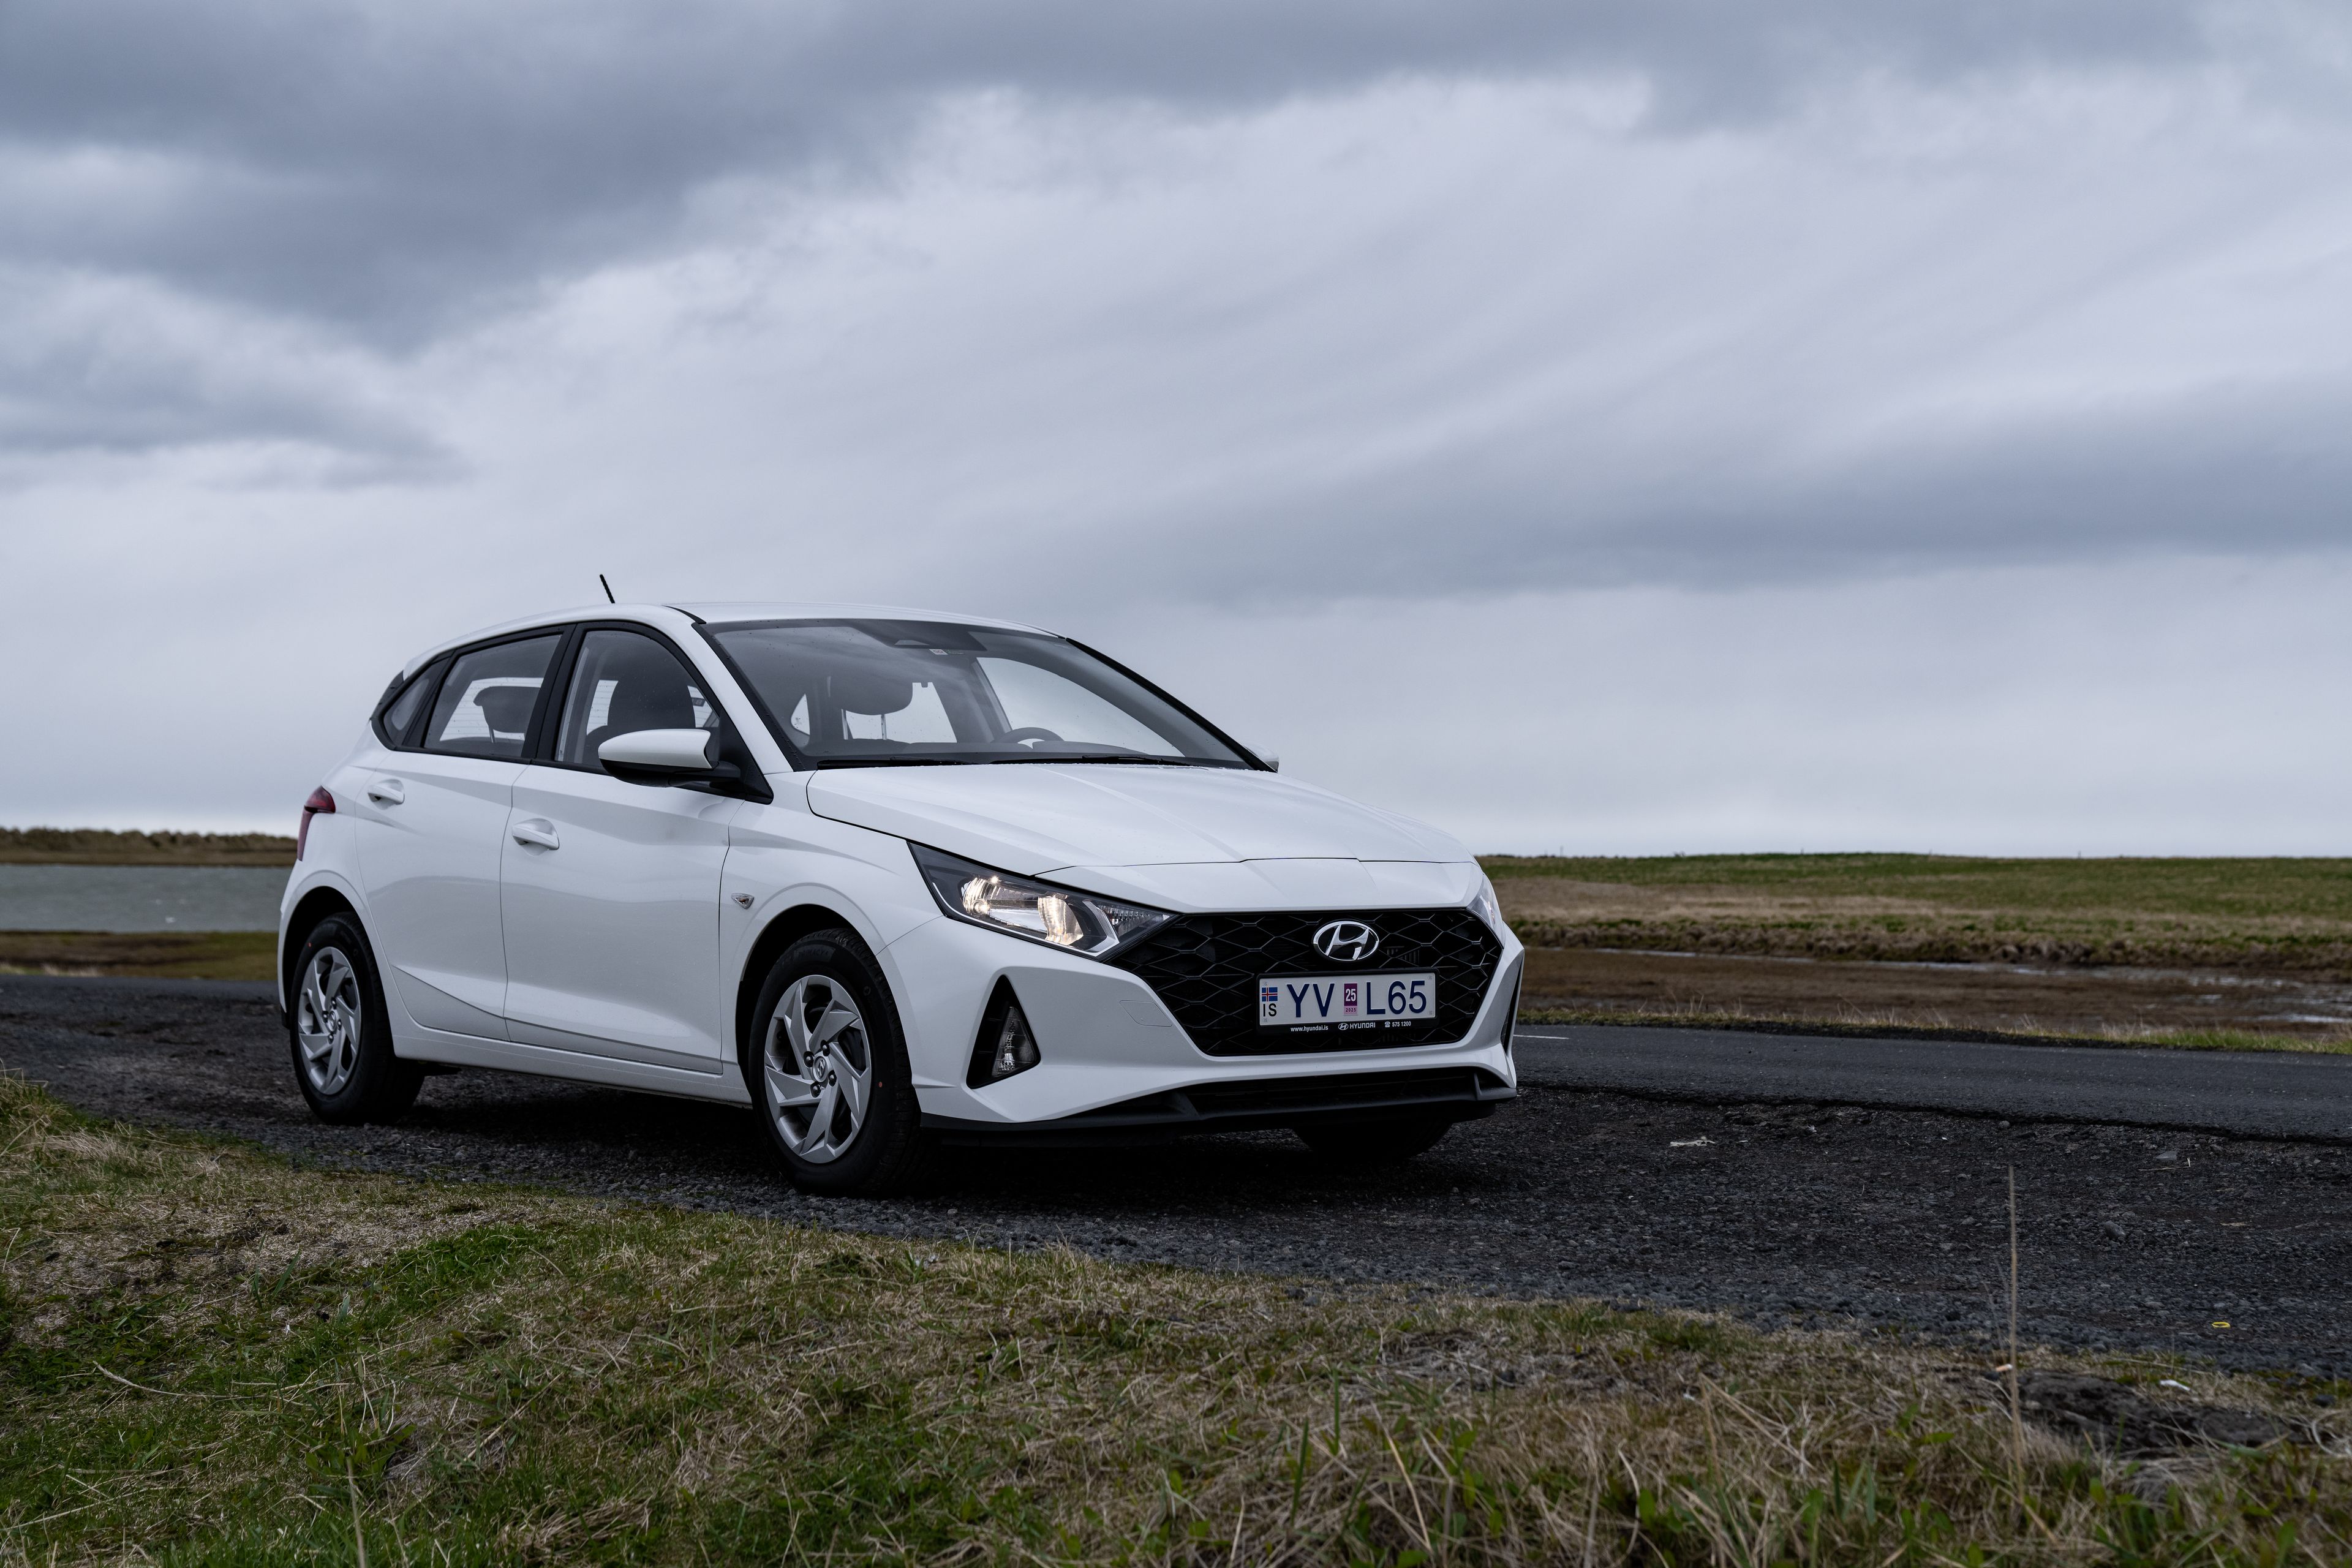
{"left": 1107, "top": 907, "right": 1502, "bottom": 1056}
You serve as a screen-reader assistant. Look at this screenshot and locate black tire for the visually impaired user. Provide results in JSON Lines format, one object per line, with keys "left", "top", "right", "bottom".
{"left": 742, "top": 929, "right": 937, "bottom": 1196}
{"left": 286, "top": 913, "right": 422, "bottom": 1125}
{"left": 1294, "top": 1114, "right": 1456, "bottom": 1166}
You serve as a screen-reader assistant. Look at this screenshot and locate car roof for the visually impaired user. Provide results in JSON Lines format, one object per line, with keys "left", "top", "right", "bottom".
{"left": 395, "top": 601, "right": 1052, "bottom": 678}
{"left": 671, "top": 601, "right": 1045, "bottom": 633}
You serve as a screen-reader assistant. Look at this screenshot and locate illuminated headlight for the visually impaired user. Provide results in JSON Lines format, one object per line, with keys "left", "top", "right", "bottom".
{"left": 1469, "top": 872, "right": 1508, "bottom": 941}
{"left": 911, "top": 844, "right": 1172, "bottom": 958}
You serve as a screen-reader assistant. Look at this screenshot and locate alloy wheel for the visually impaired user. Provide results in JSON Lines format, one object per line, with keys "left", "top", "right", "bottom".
{"left": 763, "top": 975, "right": 875, "bottom": 1164}
{"left": 295, "top": 946, "right": 364, "bottom": 1095}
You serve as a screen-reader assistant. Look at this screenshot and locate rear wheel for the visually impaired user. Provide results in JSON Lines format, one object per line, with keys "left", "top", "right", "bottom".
{"left": 744, "top": 930, "right": 935, "bottom": 1196}
{"left": 287, "top": 913, "right": 421, "bottom": 1125}
{"left": 1294, "top": 1114, "right": 1456, "bottom": 1166}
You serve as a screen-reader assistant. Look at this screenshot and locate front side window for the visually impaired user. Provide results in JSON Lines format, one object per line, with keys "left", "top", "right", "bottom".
{"left": 421, "top": 635, "right": 562, "bottom": 760}
{"left": 706, "top": 619, "right": 1248, "bottom": 769}
{"left": 556, "top": 630, "right": 721, "bottom": 764}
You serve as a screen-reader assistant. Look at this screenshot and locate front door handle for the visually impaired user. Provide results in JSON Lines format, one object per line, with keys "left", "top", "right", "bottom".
{"left": 511, "top": 818, "right": 560, "bottom": 851}
{"left": 367, "top": 779, "right": 405, "bottom": 806}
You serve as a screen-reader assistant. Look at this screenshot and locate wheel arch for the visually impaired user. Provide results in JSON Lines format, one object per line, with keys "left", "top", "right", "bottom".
{"left": 281, "top": 886, "right": 363, "bottom": 1011}
{"left": 733, "top": 902, "right": 876, "bottom": 1073}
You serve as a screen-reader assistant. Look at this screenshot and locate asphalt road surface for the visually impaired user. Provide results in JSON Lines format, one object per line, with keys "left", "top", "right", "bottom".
{"left": 1514, "top": 1025, "right": 2352, "bottom": 1142}
{"left": 5, "top": 976, "right": 2348, "bottom": 1374}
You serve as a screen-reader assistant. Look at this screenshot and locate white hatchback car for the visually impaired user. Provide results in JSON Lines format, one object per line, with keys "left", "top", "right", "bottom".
{"left": 281, "top": 603, "right": 1523, "bottom": 1193}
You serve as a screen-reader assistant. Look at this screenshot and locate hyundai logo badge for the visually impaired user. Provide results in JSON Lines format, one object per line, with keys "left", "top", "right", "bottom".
{"left": 1311, "top": 919, "right": 1380, "bottom": 962}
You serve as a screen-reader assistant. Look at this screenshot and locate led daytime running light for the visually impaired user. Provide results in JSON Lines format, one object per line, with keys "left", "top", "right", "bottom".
{"left": 913, "top": 844, "right": 1170, "bottom": 958}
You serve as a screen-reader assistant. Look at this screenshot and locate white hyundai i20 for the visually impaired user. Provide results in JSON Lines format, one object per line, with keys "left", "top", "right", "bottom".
{"left": 281, "top": 603, "right": 1523, "bottom": 1193}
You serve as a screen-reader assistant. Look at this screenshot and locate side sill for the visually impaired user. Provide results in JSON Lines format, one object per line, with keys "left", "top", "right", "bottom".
{"left": 393, "top": 1029, "right": 753, "bottom": 1106}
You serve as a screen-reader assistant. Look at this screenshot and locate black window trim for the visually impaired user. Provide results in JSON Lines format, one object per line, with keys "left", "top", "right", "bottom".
{"left": 371, "top": 656, "right": 451, "bottom": 750}
{"left": 692, "top": 618, "right": 1270, "bottom": 774}
{"left": 375, "top": 627, "right": 572, "bottom": 761}
{"left": 533, "top": 619, "right": 773, "bottom": 802}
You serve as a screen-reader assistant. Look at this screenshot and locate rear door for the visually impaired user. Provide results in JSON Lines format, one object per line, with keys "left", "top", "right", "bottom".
{"left": 498, "top": 627, "right": 740, "bottom": 1070}
{"left": 353, "top": 632, "right": 565, "bottom": 1040}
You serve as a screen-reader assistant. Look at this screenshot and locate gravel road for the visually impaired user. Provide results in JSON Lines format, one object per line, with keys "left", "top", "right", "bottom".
{"left": 5, "top": 975, "right": 2348, "bottom": 1374}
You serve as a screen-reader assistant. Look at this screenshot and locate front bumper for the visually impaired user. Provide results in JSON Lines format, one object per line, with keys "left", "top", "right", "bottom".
{"left": 881, "top": 910, "right": 1524, "bottom": 1128}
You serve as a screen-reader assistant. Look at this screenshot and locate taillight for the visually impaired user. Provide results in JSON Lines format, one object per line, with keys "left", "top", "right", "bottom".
{"left": 297, "top": 786, "right": 335, "bottom": 861}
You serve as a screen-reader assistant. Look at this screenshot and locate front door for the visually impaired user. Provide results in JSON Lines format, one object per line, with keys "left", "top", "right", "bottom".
{"left": 499, "top": 628, "right": 739, "bottom": 1070}
{"left": 355, "top": 632, "right": 565, "bottom": 1039}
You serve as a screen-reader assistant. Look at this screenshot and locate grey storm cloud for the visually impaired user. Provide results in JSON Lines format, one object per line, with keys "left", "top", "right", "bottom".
{"left": 0, "top": 0, "right": 2221, "bottom": 340}
{"left": 943, "top": 378, "right": 2352, "bottom": 605}
{"left": 1, "top": 0, "right": 2344, "bottom": 592}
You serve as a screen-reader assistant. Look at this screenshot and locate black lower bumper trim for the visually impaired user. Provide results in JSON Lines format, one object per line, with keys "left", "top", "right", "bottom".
{"left": 923, "top": 1065, "right": 1515, "bottom": 1147}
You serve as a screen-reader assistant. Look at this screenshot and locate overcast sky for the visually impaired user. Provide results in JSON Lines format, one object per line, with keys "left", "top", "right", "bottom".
{"left": 2, "top": 0, "right": 2347, "bottom": 852}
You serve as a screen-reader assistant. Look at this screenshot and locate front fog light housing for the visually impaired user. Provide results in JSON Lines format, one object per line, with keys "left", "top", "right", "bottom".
{"left": 968, "top": 979, "right": 1042, "bottom": 1087}
{"left": 912, "top": 843, "right": 1170, "bottom": 958}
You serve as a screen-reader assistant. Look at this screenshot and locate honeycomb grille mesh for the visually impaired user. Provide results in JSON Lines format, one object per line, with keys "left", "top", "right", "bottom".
{"left": 1107, "top": 907, "right": 1501, "bottom": 1056}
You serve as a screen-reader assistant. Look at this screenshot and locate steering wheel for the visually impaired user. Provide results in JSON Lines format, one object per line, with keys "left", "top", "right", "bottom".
{"left": 997, "top": 727, "right": 1066, "bottom": 748}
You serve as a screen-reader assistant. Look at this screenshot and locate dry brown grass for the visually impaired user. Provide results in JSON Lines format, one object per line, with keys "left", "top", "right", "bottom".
{"left": 0, "top": 827, "right": 295, "bottom": 867}
{"left": 0, "top": 930, "right": 277, "bottom": 981}
{"left": 1487, "top": 858, "right": 2352, "bottom": 979}
{"left": 1498, "top": 876, "right": 2352, "bottom": 978}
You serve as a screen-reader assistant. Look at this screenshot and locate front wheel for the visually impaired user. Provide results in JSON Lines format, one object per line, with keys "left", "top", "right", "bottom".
{"left": 744, "top": 930, "right": 935, "bottom": 1196}
{"left": 287, "top": 913, "right": 421, "bottom": 1125}
{"left": 1294, "top": 1114, "right": 1456, "bottom": 1166}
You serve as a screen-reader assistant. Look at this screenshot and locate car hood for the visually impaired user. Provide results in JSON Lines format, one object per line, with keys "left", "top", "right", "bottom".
{"left": 804, "top": 764, "right": 1468, "bottom": 876}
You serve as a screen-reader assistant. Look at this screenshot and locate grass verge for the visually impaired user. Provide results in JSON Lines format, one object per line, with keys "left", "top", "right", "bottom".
{"left": 2, "top": 1075, "right": 2347, "bottom": 1565}
{"left": 0, "top": 930, "right": 276, "bottom": 982}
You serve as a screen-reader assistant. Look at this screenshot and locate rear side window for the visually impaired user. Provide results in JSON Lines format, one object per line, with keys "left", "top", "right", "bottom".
{"left": 422, "top": 636, "right": 562, "bottom": 760}
{"left": 378, "top": 660, "right": 443, "bottom": 747}
{"left": 555, "top": 630, "right": 720, "bottom": 764}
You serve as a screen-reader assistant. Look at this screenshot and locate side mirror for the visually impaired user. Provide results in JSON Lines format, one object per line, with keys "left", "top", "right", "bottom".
{"left": 599, "top": 728, "right": 718, "bottom": 786}
{"left": 597, "top": 727, "right": 774, "bottom": 802}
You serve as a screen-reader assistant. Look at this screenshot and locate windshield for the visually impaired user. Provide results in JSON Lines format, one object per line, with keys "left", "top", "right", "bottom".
{"left": 703, "top": 619, "right": 1253, "bottom": 769}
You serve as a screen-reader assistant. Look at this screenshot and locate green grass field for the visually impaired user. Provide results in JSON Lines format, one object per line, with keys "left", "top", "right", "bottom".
{"left": 1483, "top": 856, "right": 2352, "bottom": 922}
{"left": 1, "top": 1074, "right": 2343, "bottom": 1566}
{"left": 1485, "top": 855, "right": 2352, "bottom": 976}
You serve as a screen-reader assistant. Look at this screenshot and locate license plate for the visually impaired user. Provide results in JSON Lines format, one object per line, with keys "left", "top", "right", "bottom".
{"left": 1258, "top": 972, "right": 1436, "bottom": 1031}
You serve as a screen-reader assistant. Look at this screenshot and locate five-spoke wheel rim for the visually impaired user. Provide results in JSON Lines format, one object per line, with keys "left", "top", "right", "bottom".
{"left": 296, "top": 946, "right": 364, "bottom": 1095}
{"left": 763, "top": 975, "right": 874, "bottom": 1164}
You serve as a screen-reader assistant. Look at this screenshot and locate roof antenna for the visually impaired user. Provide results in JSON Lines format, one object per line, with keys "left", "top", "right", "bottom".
{"left": 598, "top": 573, "right": 616, "bottom": 604}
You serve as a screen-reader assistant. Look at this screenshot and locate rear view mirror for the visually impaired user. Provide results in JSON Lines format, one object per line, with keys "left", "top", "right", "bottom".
{"left": 599, "top": 728, "right": 717, "bottom": 786}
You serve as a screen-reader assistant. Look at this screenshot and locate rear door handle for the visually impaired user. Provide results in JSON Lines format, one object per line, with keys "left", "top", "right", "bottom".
{"left": 511, "top": 818, "right": 560, "bottom": 851}
{"left": 367, "top": 779, "right": 405, "bottom": 806}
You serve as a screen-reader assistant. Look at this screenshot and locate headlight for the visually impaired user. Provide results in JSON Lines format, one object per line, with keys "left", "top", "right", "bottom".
{"left": 1469, "top": 872, "right": 1508, "bottom": 941}
{"left": 910, "top": 843, "right": 1172, "bottom": 958}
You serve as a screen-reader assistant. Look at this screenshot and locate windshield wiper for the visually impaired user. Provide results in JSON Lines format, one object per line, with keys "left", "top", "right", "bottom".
{"left": 807, "top": 756, "right": 978, "bottom": 769}
{"left": 987, "top": 753, "right": 1143, "bottom": 765}
{"left": 986, "top": 753, "right": 1237, "bottom": 767}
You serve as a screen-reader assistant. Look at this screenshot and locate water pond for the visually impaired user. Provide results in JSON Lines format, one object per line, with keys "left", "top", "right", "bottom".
{"left": 0, "top": 864, "right": 287, "bottom": 932}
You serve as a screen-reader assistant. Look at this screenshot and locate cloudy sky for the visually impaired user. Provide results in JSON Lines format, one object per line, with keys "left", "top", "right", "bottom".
{"left": 2, "top": 0, "right": 2346, "bottom": 852}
